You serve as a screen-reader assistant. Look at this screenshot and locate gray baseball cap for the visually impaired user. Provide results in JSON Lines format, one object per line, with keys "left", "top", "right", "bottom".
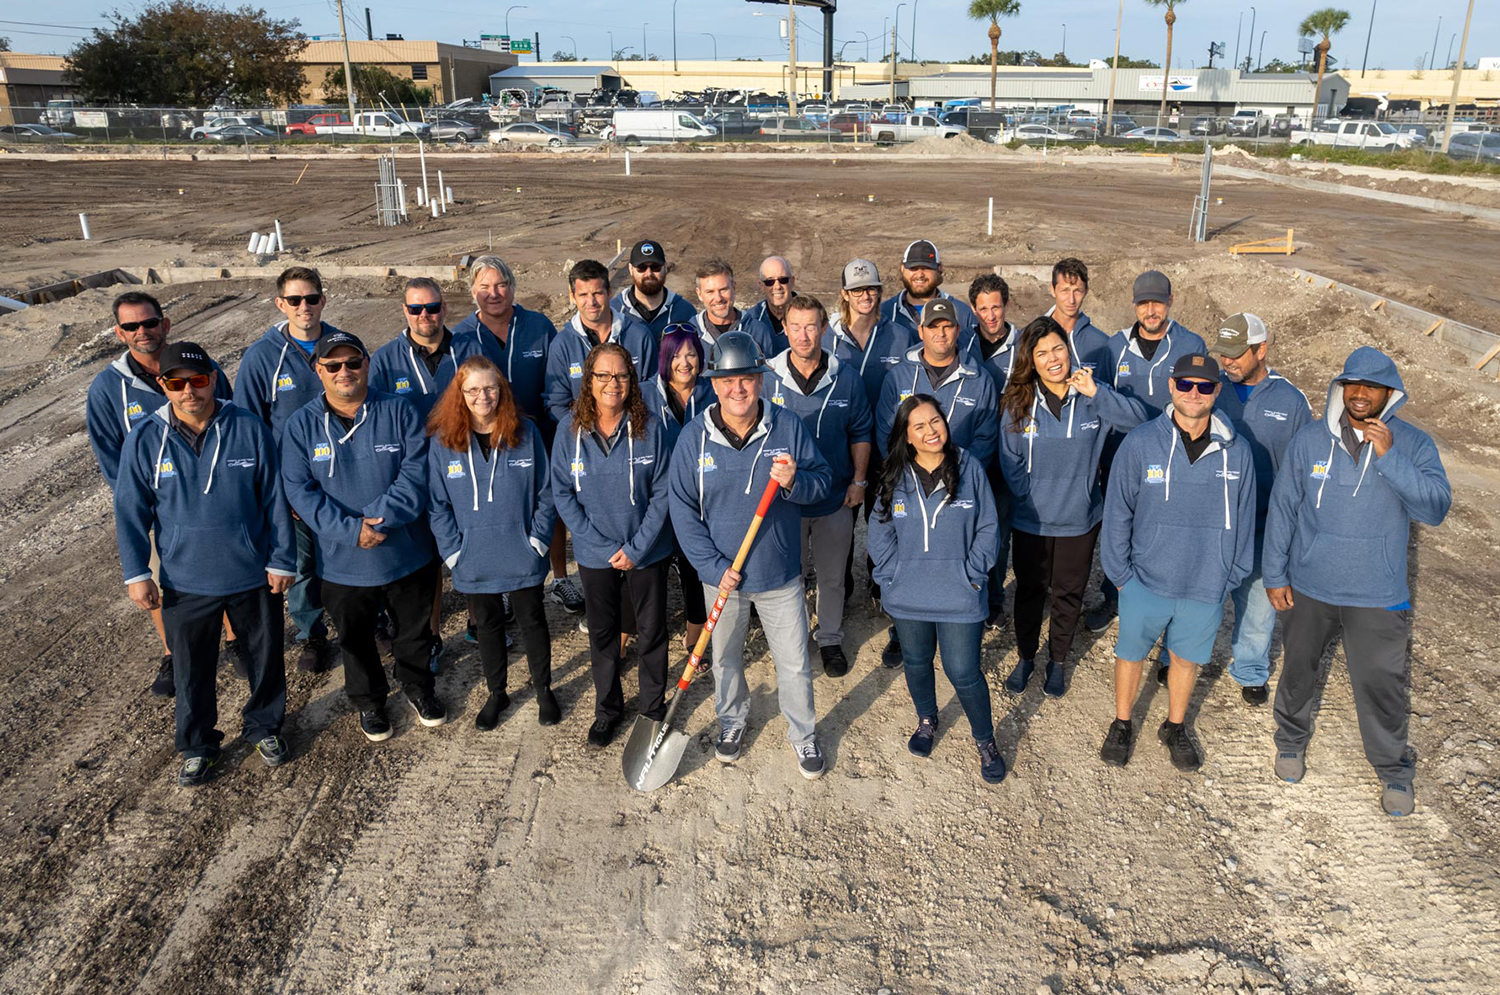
{"left": 1208, "top": 313, "right": 1269, "bottom": 357}
{"left": 842, "top": 258, "right": 882, "bottom": 290}
{"left": 1132, "top": 270, "right": 1172, "bottom": 304}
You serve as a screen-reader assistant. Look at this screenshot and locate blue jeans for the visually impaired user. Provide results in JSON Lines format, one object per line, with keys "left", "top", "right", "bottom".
{"left": 986, "top": 465, "right": 1013, "bottom": 611}
{"left": 893, "top": 618, "right": 993, "bottom": 742}
{"left": 287, "top": 517, "right": 327, "bottom": 641}
{"left": 1228, "top": 555, "right": 1276, "bottom": 687}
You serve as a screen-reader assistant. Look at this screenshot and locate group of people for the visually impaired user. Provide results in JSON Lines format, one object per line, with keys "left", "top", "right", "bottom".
{"left": 89, "top": 240, "right": 1451, "bottom": 815}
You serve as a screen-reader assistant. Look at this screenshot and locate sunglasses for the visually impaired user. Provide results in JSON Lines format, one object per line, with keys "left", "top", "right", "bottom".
{"left": 318, "top": 358, "right": 365, "bottom": 373}
{"left": 119, "top": 317, "right": 163, "bottom": 332}
{"left": 633, "top": 263, "right": 662, "bottom": 273}
{"left": 159, "top": 373, "right": 211, "bottom": 391}
{"left": 761, "top": 276, "right": 791, "bottom": 287}
{"left": 279, "top": 293, "right": 323, "bottom": 307}
{"left": 1173, "top": 378, "right": 1217, "bottom": 395}
{"left": 405, "top": 302, "right": 443, "bottom": 315}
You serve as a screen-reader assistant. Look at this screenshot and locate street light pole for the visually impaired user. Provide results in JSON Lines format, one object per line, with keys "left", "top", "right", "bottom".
{"left": 608, "top": 32, "right": 615, "bottom": 62}
{"left": 895, "top": 3, "right": 906, "bottom": 67}
{"left": 1440, "top": 0, "right": 1476, "bottom": 152}
{"left": 1360, "top": 0, "right": 1377, "bottom": 77}
{"left": 858, "top": 31, "right": 871, "bottom": 62}
{"left": 1234, "top": 12, "right": 1243, "bottom": 71}
{"left": 702, "top": 33, "right": 717, "bottom": 61}
{"left": 1247, "top": 7, "right": 1256, "bottom": 70}
{"left": 1062, "top": 23, "right": 1067, "bottom": 60}
{"left": 1258, "top": 31, "right": 1266, "bottom": 71}
{"left": 911, "top": 0, "right": 919, "bottom": 62}
{"left": 561, "top": 35, "right": 577, "bottom": 59}
{"left": 1106, "top": 0, "right": 1123, "bottom": 135}
{"left": 643, "top": 23, "right": 649, "bottom": 63}
{"left": 673, "top": 0, "right": 679, "bottom": 71}
{"left": 505, "top": 5, "right": 527, "bottom": 39}
{"left": 1429, "top": 17, "right": 1441, "bottom": 70}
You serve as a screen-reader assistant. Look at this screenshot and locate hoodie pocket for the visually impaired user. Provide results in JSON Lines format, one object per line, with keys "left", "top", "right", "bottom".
{"left": 1300, "top": 532, "right": 1395, "bottom": 585}
{"left": 454, "top": 525, "right": 540, "bottom": 587}
{"left": 884, "top": 556, "right": 973, "bottom": 619}
{"left": 165, "top": 525, "right": 261, "bottom": 582}
{"left": 1144, "top": 523, "right": 1227, "bottom": 591}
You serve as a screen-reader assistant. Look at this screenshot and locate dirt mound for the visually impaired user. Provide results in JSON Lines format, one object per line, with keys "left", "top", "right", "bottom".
{"left": 903, "top": 132, "right": 1011, "bottom": 156}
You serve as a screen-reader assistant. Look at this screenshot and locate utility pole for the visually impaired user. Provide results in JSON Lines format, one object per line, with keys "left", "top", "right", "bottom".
{"left": 364, "top": 6, "right": 372, "bottom": 41}
{"left": 335, "top": 0, "right": 360, "bottom": 133}
{"left": 889, "top": 25, "right": 897, "bottom": 105}
{"left": 1234, "top": 12, "right": 1242, "bottom": 71}
{"left": 787, "top": 0, "right": 798, "bottom": 115}
{"left": 1106, "top": 0, "right": 1123, "bottom": 135}
{"left": 1440, "top": 0, "right": 1476, "bottom": 152}
{"left": 1360, "top": 0, "right": 1377, "bottom": 77}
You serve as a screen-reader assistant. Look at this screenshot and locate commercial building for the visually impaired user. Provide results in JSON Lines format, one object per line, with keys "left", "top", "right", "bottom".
{"left": 488, "top": 64, "right": 625, "bottom": 100}
{"left": 295, "top": 40, "right": 517, "bottom": 105}
{"left": 0, "top": 53, "right": 73, "bottom": 126}
{"left": 1339, "top": 67, "right": 1500, "bottom": 117}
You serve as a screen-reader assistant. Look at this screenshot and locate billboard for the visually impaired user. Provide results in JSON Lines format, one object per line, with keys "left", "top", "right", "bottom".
{"left": 1140, "top": 75, "right": 1198, "bottom": 93}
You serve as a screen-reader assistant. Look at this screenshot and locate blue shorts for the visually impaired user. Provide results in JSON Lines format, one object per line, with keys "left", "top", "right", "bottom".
{"left": 1114, "top": 577, "right": 1224, "bottom": 666}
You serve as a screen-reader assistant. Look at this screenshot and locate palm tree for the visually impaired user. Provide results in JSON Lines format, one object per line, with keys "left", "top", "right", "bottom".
{"left": 1300, "top": 8, "right": 1351, "bottom": 121}
{"left": 1142, "top": 0, "right": 1188, "bottom": 127}
{"left": 968, "top": 0, "right": 1022, "bottom": 112}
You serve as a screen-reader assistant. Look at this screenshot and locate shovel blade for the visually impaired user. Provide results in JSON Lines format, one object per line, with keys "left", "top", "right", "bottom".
{"left": 621, "top": 714, "right": 692, "bottom": 792}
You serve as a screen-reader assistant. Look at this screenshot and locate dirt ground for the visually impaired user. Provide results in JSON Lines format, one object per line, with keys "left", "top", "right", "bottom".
{"left": 1, "top": 154, "right": 1498, "bottom": 995}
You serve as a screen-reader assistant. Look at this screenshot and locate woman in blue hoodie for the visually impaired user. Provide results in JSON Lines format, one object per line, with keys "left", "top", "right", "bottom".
{"left": 426, "top": 357, "right": 560, "bottom": 731}
{"left": 998, "top": 317, "right": 1148, "bottom": 698}
{"left": 552, "top": 343, "right": 674, "bottom": 749}
{"left": 869, "top": 395, "right": 1005, "bottom": 783}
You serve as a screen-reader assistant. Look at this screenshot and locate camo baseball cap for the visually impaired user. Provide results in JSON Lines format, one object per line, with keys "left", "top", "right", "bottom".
{"left": 1208, "top": 313, "right": 1269, "bottom": 357}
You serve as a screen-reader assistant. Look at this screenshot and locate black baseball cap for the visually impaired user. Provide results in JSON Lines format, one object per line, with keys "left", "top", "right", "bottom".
{"left": 1171, "top": 353, "right": 1221, "bottom": 380}
{"left": 902, "top": 239, "right": 940, "bottom": 269}
{"left": 314, "top": 331, "right": 368, "bottom": 360}
{"left": 158, "top": 342, "right": 214, "bottom": 376}
{"left": 630, "top": 239, "right": 666, "bottom": 267}
{"left": 920, "top": 299, "right": 959, "bottom": 327}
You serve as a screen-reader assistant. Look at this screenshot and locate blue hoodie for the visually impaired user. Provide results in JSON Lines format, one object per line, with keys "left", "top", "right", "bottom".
{"left": 368, "top": 328, "right": 488, "bottom": 422}
{"left": 973, "top": 321, "right": 1022, "bottom": 396}
{"left": 668, "top": 402, "right": 832, "bottom": 594}
{"left": 1043, "top": 307, "right": 1113, "bottom": 378}
{"left": 281, "top": 389, "right": 435, "bottom": 587}
{"left": 1102, "top": 409, "right": 1257, "bottom": 603}
{"left": 613, "top": 287, "right": 697, "bottom": 344}
{"left": 868, "top": 449, "right": 1000, "bottom": 624}
{"left": 114, "top": 402, "right": 294, "bottom": 596}
{"left": 551, "top": 411, "right": 674, "bottom": 570}
{"left": 999, "top": 381, "right": 1148, "bottom": 536}
{"left": 426, "top": 420, "right": 556, "bottom": 594}
{"left": 642, "top": 374, "right": 715, "bottom": 454}
{"left": 881, "top": 289, "right": 979, "bottom": 357}
{"left": 740, "top": 299, "right": 790, "bottom": 356}
{"left": 234, "top": 321, "right": 341, "bottom": 443}
{"left": 87, "top": 351, "right": 234, "bottom": 488}
{"left": 764, "top": 349, "right": 874, "bottom": 518}
{"left": 1104, "top": 321, "right": 1207, "bottom": 420}
{"left": 1263, "top": 347, "right": 1451, "bottom": 609}
{"left": 450, "top": 305, "right": 557, "bottom": 424}
{"left": 824, "top": 316, "right": 914, "bottom": 416}
{"left": 691, "top": 308, "right": 777, "bottom": 360}
{"left": 875, "top": 344, "right": 1000, "bottom": 466}
{"left": 1213, "top": 371, "right": 1313, "bottom": 531}
{"left": 544, "top": 312, "right": 658, "bottom": 424}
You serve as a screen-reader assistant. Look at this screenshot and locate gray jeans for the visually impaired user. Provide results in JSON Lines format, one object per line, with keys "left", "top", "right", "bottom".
{"left": 803, "top": 509, "right": 855, "bottom": 647}
{"left": 704, "top": 577, "right": 817, "bottom": 746}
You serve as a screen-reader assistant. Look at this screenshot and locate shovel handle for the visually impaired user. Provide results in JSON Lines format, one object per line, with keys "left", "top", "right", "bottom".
{"left": 676, "top": 474, "right": 781, "bottom": 691}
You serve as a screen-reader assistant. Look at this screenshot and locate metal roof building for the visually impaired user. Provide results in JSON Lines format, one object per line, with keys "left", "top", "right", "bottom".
{"left": 488, "top": 64, "right": 624, "bottom": 98}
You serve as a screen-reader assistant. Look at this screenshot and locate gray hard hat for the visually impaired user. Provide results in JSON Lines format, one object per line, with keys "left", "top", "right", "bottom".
{"left": 704, "top": 331, "right": 771, "bottom": 378}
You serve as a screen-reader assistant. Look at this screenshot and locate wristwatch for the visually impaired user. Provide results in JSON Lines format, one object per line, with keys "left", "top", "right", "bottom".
{"left": 852, "top": 479, "right": 868, "bottom": 488}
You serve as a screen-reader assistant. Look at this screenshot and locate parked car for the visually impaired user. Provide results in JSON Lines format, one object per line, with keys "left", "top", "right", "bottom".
{"left": 758, "top": 116, "right": 839, "bottom": 138}
{"left": 0, "top": 124, "right": 78, "bottom": 139}
{"left": 1189, "top": 116, "right": 1222, "bottom": 136}
{"left": 1270, "top": 114, "right": 1297, "bottom": 138}
{"left": 1446, "top": 131, "right": 1500, "bottom": 162}
{"left": 1290, "top": 119, "right": 1419, "bottom": 150}
{"left": 190, "top": 117, "right": 263, "bottom": 140}
{"left": 431, "top": 119, "right": 482, "bottom": 143}
{"left": 487, "top": 122, "right": 576, "bottom": 146}
{"left": 1123, "top": 126, "right": 1186, "bottom": 143}
{"left": 284, "top": 113, "right": 349, "bottom": 135}
{"left": 202, "top": 124, "right": 279, "bottom": 142}
{"left": 828, "top": 113, "right": 867, "bottom": 135}
{"left": 1224, "top": 109, "right": 1269, "bottom": 137}
{"left": 868, "top": 113, "right": 965, "bottom": 143}
{"left": 609, "top": 108, "right": 716, "bottom": 142}
{"left": 1010, "top": 124, "right": 1076, "bottom": 143}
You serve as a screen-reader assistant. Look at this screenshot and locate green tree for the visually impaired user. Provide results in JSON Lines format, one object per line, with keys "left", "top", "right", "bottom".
{"left": 1299, "top": 7, "right": 1350, "bottom": 119}
{"left": 0, "top": 37, "right": 11, "bottom": 52}
{"left": 65, "top": 2, "right": 306, "bottom": 106}
{"left": 551, "top": 50, "right": 581, "bottom": 62}
{"left": 967, "top": 0, "right": 1021, "bottom": 112}
{"left": 1142, "top": 0, "right": 1187, "bottom": 126}
{"left": 322, "top": 64, "right": 434, "bottom": 106}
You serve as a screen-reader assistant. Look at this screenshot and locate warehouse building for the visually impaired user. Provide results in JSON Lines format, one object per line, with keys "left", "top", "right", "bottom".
{"left": 488, "top": 64, "right": 625, "bottom": 100}
{"left": 0, "top": 53, "right": 73, "bottom": 127}
{"left": 295, "top": 40, "right": 517, "bottom": 104}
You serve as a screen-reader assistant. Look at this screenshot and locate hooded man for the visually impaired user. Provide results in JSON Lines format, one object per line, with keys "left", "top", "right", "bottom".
{"left": 613, "top": 239, "right": 696, "bottom": 342}
{"left": 691, "top": 258, "right": 777, "bottom": 359}
{"left": 879, "top": 239, "right": 979, "bottom": 352}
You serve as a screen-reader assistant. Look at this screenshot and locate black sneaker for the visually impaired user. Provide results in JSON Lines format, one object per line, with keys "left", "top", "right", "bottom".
{"left": 795, "top": 740, "right": 826, "bottom": 780}
{"left": 819, "top": 644, "right": 850, "bottom": 678}
{"left": 297, "top": 635, "right": 334, "bottom": 673}
{"left": 1158, "top": 721, "right": 1203, "bottom": 772}
{"left": 1084, "top": 599, "right": 1118, "bottom": 633}
{"left": 1241, "top": 683, "right": 1270, "bottom": 706}
{"left": 476, "top": 690, "right": 510, "bottom": 731}
{"left": 587, "top": 716, "right": 620, "bottom": 749}
{"left": 177, "top": 752, "right": 219, "bottom": 787}
{"left": 536, "top": 686, "right": 561, "bottom": 726}
{"left": 360, "top": 706, "right": 393, "bottom": 742}
{"left": 1100, "top": 718, "right": 1135, "bottom": 767}
{"left": 255, "top": 734, "right": 291, "bottom": 767}
{"left": 985, "top": 603, "right": 1008, "bottom": 631}
{"left": 881, "top": 628, "right": 903, "bottom": 669}
{"left": 406, "top": 688, "right": 448, "bottom": 728}
{"left": 1004, "top": 657, "right": 1035, "bottom": 694}
{"left": 908, "top": 715, "right": 937, "bottom": 758}
{"left": 225, "top": 639, "right": 251, "bottom": 680}
{"left": 976, "top": 738, "right": 1008, "bottom": 784}
{"left": 1042, "top": 661, "right": 1067, "bottom": 698}
{"left": 550, "top": 577, "right": 585, "bottom": 614}
{"left": 428, "top": 636, "right": 444, "bottom": 675}
{"left": 151, "top": 655, "right": 175, "bottom": 697}
{"left": 715, "top": 726, "right": 745, "bottom": 763}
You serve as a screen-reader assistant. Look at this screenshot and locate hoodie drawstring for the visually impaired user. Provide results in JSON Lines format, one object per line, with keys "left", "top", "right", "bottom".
{"left": 697, "top": 426, "right": 708, "bottom": 519}
{"left": 152, "top": 425, "right": 170, "bottom": 489}
{"left": 627, "top": 429, "right": 636, "bottom": 506}
{"left": 1352, "top": 445, "right": 1374, "bottom": 498}
{"left": 464, "top": 437, "right": 496, "bottom": 512}
{"left": 405, "top": 338, "right": 431, "bottom": 395}
{"left": 201, "top": 423, "right": 222, "bottom": 495}
{"left": 1220, "top": 447, "right": 1231, "bottom": 530}
{"left": 1315, "top": 436, "right": 1335, "bottom": 510}
{"left": 908, "top": 467, "right": 951, "bottom": 553}
{"left": 744, "top": 432, "right": 771, "bottom": 496}
{"left": 320, "top": 405, "right": 368, "bottom": 479}
{"left": 1025, "top": 393, "right": 1038, "bottom": 473}
{"left": 119, "top": 379, "right": 133, "bottom": 433}
{"left": 268, "top": 340, "right": 290, "bottom": 404}
{"left": 1164, "top": 429, "right": 1179, "bottom": 502}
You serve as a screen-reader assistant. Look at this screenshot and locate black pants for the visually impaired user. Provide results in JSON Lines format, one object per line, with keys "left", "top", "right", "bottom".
{"left": 1274, "top": 591, "right": 1414, "bottom": 785}
{"left": 161, "top": 585, "right": 286, "bottom": 757}
{"left": 1012, "top": 525, "right": 1100, "bottom": 664}
{"left": 578, "top": 560, "right": 670, "bottom": 721}
{"left": 323, "top": 558, "right": 439, "bottom": 709}
{"left": 672, "top": 546, "right": 707, "bottom": 625}
{"left": 467, "top": 585, "right": 551, "bottom": 694}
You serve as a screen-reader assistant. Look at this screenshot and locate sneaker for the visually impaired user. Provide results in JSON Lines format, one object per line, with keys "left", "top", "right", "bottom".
{"left": 406, "top": 688, "right": 448, "bottom": 728}
{"left": 428, "top": 636, "right": 444, "bottom": 675}
{"left": 1004, "top": 657, "right": 1035, "bottom": 694}
{"left": 536, "top": 686, "right": 561, "bottom": 726}
{"left": 1381, "top": 782, "right": 1415, "bottom": 817}
{"left": 1100, "top": 718, "right": 1135, "bottom": 767}
{"left": 907, "top": 715, "right": 937, "bottom": 758}
{"left": 359, "top": 706, "right": 393, "bottom": 742}
{"left": 177, "top": 753, "right": 218, "bottom": 787}
{"left": 587, "top": 716, "right": 620, "bottom": 749}
{"left": 976, "top": 738, "right": 1008, "bottom": 784}
{"left": 151, "top": 655, "right": 175, "bottom": 697}
{"left": 1084, "top": 599, "right": 1118, "bottom": 633}
{"left": 475, "top": 690, "right": 510, "bottom": 731}
{"left": 819, "top": 644, "right": 850, "bottom": 678}
{"left": 551, "top": 577, "right": 585, "bottom": 614}
{"left": 1158, "top": 721, "right": 1202, "bottom": 772}
{"left": 225, "top": 639, "right": 251, "bottom": 680}
{"left": 1042, "top": 661, "right": 1067, "bottom": 698}
{"left": 795, "top": 740, "right": 826, "bottom": 780}
{"left": 1241, "top": 683, "right": 1269, "bottom": 706}
{"left": 880, "top": 628, "right": 903, "bottom": 669}
{"left": 255, "top": 734, "right": 290, "bottom": 767}
{"left": 1274, "top": 750, "right": 1305, "bottom": 783}
{"left": 503, "top": 594, "right": 515, "bottom": 624}
{"left": 464, "top": 623, "right": 478, "bottom": 644}
{"left": 297, "top": 635, "right": 334, "bottom": 674}
{"left": 576, "top": 617, "right": 589, "bottom": 634}
{"left": 985, "top": 603, "right": 1008, "bottom": 631}
{"left": 715, "top": 726, "right": 745, "bottom": 763}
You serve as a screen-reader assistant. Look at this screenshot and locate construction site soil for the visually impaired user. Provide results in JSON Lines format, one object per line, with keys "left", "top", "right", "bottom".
{"left": 1, "top": 154, "right": 1497, "bottom": 994}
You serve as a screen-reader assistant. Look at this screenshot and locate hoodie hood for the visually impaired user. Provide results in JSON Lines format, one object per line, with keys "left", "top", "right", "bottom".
{"left": 765, "top": 348, "right": 844, "bottom": 396}
{"left": 1323, "top": 345, "right": 1407, "bottom": 439}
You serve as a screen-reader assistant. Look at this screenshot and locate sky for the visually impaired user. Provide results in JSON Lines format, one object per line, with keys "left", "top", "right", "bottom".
{"left": 5, "top": 0, "right": 1496, "bottom": 74}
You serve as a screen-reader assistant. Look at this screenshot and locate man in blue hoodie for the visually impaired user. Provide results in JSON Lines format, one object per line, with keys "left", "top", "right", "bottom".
{"left": 739, "top": 255, "right": 796, "bottom": 355}
{"left": 1208, "top": 314, "right": 1313, "bottom": 705}
{"left": 879, "top": 240, "right": 978, "bottom": 354}
{"left": 612, "top": 239, "right": 696, "bottom": 343}
{"left": 1044, "top": 257, "right": 1112, "bottom": 378}
{"left": 234, "top": 267, "right": 340, "bottom": 671}
{"left": 545, "top": 259, "right": 658, "bottom": 424}
{"left": 691, "top": 259, "right": 777, "bottom": 358}
{"left": 1100, "top": 353, "right": 1257, "bottom": 772}
{"left": 969, "top": 274, "right": 1021, "bottom": 629}
{"left": 114, "top": 344, "right": 295, "bottom": 786}
{"left": 1263, "top": 346, "right": 1451, "bottom": 817}
{"left": 281, "top": 331, "right": 447, "bottom": 743}
{"left": 369, "top": 278, "right": 486, "bottom": 422}
{"left": 668, "top": 332, "right": 833, "bottom": 780}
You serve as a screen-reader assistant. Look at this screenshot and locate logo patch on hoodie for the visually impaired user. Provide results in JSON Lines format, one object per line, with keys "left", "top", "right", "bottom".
{"left": 125, "top": 401, "right": 145, "bottom": 422}
{"left": 394, "top": 377, "right": 412, "bottom": 394}
{"left": 629, "top": 455, "right": 656, "bottom": 467}
{"left": 523, "top": 348, "right": 545, "bottom": 359}
{"left": 276, "top": 373, "right": 296, "bottom": 392}
{"left": 1262, "top": 409, "right": 1288, "bottom": 421}
{"left": 508, "top": 458, "right": 534, "bottom": 468}
{"left": 569, "top": 362, "right": 583, "bottom": 380}
{"left": 373, "top": 443, "right": 402, "bottom": 454}
{"left": 1078, "top": 419, "right": 1100, "bottom": 432}
{"left": 446, "top": 459, "right": 466, "bottom": 479}
{"left": 771, "top": 391, "right": 785, "bottom": 406}
{"left": 1216, "top": 468, "right": 1241, "bottom": 481}
{"left": 156, "top": 458, "right": 177, "bottom": 479}
{"left": 892, "top": 500, "right": 907, "bottom": 518}
{"left": 226, "top": 458, "right": 256, "bottom": 469}
{"left": 570, "top": 458, "right": 587, "bottom": 478}
{"left": 698, "top": 453, "right": 717, "bottom": 472}
{"left": 1311, "top": 460, "right": 1331, "bottom": 480}
{"left": 1145, "top": 465, "right": 1166, "bottom": 484}
{"left": 312, "top": 443, "right": 332, "bottom": 463}
{"left": 1118, "top": 362, "right": 1132, "bottom": 377}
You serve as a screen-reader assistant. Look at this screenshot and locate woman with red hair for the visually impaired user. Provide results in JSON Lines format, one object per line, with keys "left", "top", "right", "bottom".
{"left": 427, "top": 356, "right": 560, "bottom": 730}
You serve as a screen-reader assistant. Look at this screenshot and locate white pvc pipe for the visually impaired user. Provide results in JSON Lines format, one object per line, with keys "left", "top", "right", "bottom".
{"left": 625, "top": 151, "right": 631, "bottom": 176}
{"left": 437, "top": 169, "right": 445, "bottom": 206}
{"left": 79, "top": 213, "right": 92, "bottom": 240}
{"left": 430, "top": 199, "right": 440, "bottom": 218}
{"left": 445, "top": 185, "right": 453, "bottom": 204}
{"left": 416, "top": 187, "right": 425, "bottom": 206}
{"left": 247, "top": 231, "right": 261, "bottom": 253}
{"left": 258, "top": 234, "right": 274, "bottom": 255}
{"left": 397, "top": 179, "right": 408, "bottom": 217}
{"left": 987, "top": 197, "right": 994, "bottom": 236}
{"left": 419, "top": 141, "right": 431, "bottom": 207}
{"left": 274, "top": 220, "right": 285, "bottom": 252}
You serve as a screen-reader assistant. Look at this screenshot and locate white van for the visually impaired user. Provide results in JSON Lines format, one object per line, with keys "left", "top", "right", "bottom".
{"left": 610, "top": 108, "right": 716, "bottom": 143}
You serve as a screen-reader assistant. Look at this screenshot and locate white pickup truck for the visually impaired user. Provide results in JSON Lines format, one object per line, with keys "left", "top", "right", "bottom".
{"left": 320, "top": 112, "right": 431, "bottom": 139}
{"left": 867, "top": 113, "right": 966, "bottom": 143}
{"left": 1289, "top": 119, "right": 1420, "bottom": 151}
